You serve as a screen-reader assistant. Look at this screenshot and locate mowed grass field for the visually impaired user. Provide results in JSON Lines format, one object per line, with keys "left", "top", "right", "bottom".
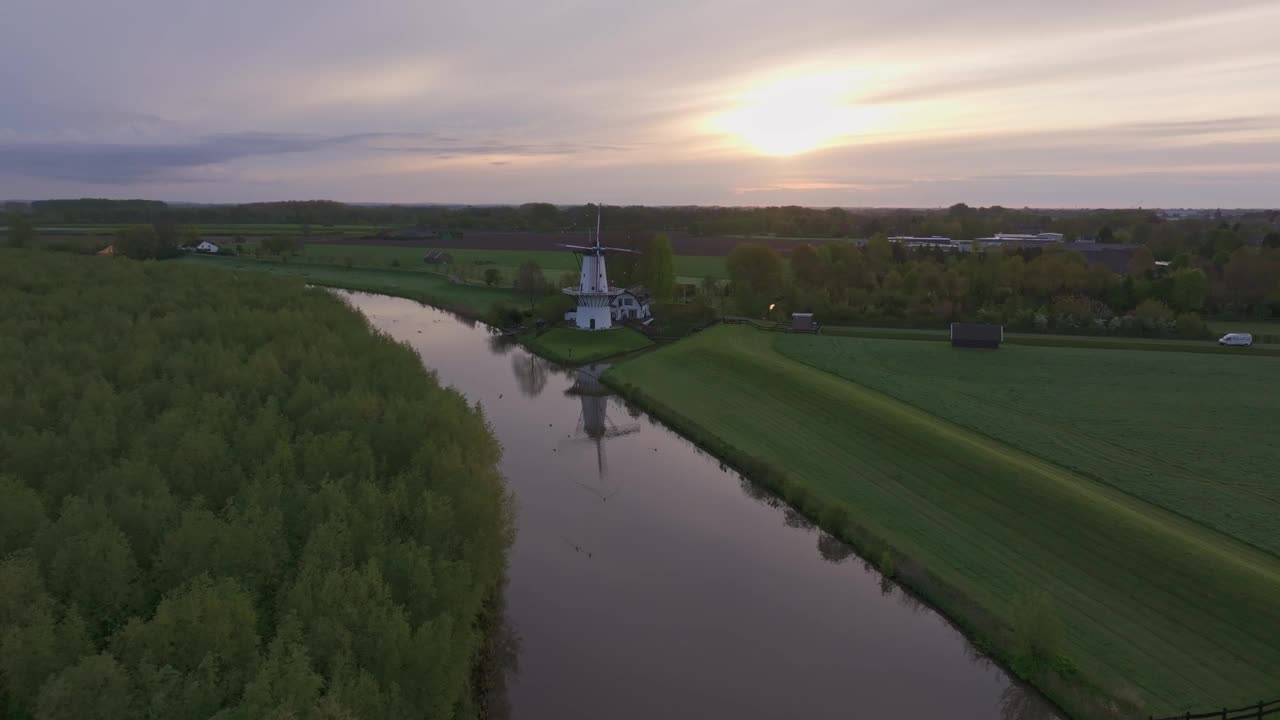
{"left": 776, "top": 335, "right": 1280, "bottom": 556}
{"left": 605, "top": 325, "right": 1280, "bottom": 717}
{"left": 274, "top": 244, "right": 728, "bottom": 282}
{"left": 177, "top": 254, "right": 514, "bottom": 314}
{"left": 527, "top": 326, "right": 652, "bottom": 363}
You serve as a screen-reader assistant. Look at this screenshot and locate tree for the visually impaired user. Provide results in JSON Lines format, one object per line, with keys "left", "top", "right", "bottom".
{"left": 865, "top": 235, "right": 893, "bottom": 276}
{"left": 483, "top": 268, "right": 502, "bottom": 286}
{"left": 513, "top": 261, "right": 547, "bottom": 309}
{"left": 790, "top": 243, "right": 823, "bottom": 288}
{"left": 114, "top": 225, "right": 161, "bottom": 260}
{"left": 1133, "top": 298, "right": 1174, "bottom": 331}
{"left": 35, "top": 654, "right": 132, "bottom": 720}
{"left": 726, "top": 243, "right": 784, "bottom": 316}
{"left": 7, "top": 213, "right": 34, "bottom": 248}
{"left": 1128, "top": 245, "right": 1155, "bottom": 277}
{"left": 182, "top": 226, "right": 201, "bottom": 248}
{"left": 638, "top": 233, "right": 675, "bottom": 301}
{"left": 1167, "top": 268, "right": 1208, "bottom": 312}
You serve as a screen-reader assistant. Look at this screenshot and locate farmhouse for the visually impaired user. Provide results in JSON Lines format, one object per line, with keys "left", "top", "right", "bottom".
{"left": 611, "top": 287, "right": 652, "bottom": 322}
{"left": 193, "top": 240, "right": 220, "bottom": 254}
{"left": 950, "top": 322, "right": 1003, "bottom": 349}
{"left": 423, "top": 251, "right": 453, "bottom": 265}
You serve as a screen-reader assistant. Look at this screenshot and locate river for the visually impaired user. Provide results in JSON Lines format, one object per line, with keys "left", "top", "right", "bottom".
{"left": 340, "top": 290, "right": 1060, "bottom": 720}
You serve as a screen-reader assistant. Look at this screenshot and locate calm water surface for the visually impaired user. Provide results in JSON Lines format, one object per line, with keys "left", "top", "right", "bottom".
{"left": 341, "top": 291, "right": 1060, "bottom": 720}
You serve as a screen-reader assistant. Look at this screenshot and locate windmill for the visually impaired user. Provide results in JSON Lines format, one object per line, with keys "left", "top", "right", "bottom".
{"left": 560, "top": 364, "right": 639, "bottom": 499}
{"left": 558, "top": 206, "right": 639, "bottom": 331}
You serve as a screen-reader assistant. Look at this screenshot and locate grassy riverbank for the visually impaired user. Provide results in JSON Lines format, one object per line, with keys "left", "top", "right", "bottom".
{"left": 525, "top": 326, "right": 652, "bottom": 364}
{"left": 604, "top": 325, "right": 1280, "bottom": 719}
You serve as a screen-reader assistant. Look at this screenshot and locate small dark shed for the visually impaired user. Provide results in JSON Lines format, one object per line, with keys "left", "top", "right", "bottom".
{"left": 791, "top": 312, "right": 816, "bottom": 332}
{"left": 950, "top": 322, "right": 1003, "bottom": 348}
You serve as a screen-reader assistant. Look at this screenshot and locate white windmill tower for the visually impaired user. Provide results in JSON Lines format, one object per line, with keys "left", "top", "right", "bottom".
{"left": 559, "top": 206, "right": 639, "bottom": 331}
{"left": 561, "top": 365, "right": 639, "bottom": 495}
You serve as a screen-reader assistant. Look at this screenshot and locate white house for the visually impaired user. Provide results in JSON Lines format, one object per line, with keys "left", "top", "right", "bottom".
{"left": 611, "top": 287, "right": 652, "bottom": 322}
{"left": 193, "top": 240, "right": 220, "bottom": 254}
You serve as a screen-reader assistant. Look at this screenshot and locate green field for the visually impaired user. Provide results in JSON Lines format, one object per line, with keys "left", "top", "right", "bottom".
{"left": 526, "top": 326, "right": 652, "bottom": 364}
{"left": 38, "top": 223, "right": 380, "bottom": 236}
{"left": 255, "top": 244, "right": 728, "bottom": 283}
{"left": 605, "top": 325, "right": 1280, "bottom": 718}
{"left": 178, "top": 254, "right": 514, "bottom": 315}
{"left": 813, "top": 323, "right": 1280, "bottom": 354}
{"left": 777, "top": 335, "right": 1280, "bottom": 555}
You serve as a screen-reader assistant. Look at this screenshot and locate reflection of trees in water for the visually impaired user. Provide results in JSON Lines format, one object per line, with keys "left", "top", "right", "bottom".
{"left": 817, "top": 532, "right": 855, "bottom": 564}
{"left": 738, "top": 477, "right": 783, "bottom": 509}
{"left": 625, "top": 401, "right": 643, "bottom": 419}
{"left": 1000, "top": 682, "right": 1061, "bottom": 720}
{"left": 475, "top": 605, "right": 522, "bottom": 720}
{"left": 511, "top": 354, "right": 550, "bottom": 397}
{"left": 878, "top": 574, "right": 895, "bottom": 597}
{"left": 895, "top": 586, "right": 924, "bottom": 614}
{"left": 488, "top": 333, "right": 518, "bottom": 355}
{"left": 783, "top": 508, "right": 814, "bottom": 530}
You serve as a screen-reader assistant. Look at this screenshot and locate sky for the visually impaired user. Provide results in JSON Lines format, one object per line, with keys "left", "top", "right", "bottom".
{"left": 2, "top": 0, "right": 1278, "bottom": 207}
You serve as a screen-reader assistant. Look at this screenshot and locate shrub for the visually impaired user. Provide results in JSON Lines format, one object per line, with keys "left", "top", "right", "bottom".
{"left": 1174, "top": 312, "right": 1207, "bottom": 338}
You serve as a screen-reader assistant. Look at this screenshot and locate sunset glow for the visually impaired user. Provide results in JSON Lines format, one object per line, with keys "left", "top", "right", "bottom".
{"left": 712, "top": 74, "right": 894, "bottom": 156}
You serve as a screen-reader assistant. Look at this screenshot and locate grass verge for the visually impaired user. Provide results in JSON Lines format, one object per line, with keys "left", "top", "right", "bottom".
{"left": 525, "top": 326, "right": 652, "bottom": 364}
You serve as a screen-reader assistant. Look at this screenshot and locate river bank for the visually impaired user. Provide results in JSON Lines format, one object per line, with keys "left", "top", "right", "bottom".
{"left": 340, "top": 290, "right": 1059, "bottom": 720}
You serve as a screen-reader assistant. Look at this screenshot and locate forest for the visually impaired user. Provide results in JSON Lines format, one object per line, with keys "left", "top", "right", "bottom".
{"left": 0, "top": 251, "right": 513, "bottom": 719}
{"left": 721, "top": 238, "right": 1280, "bottom": 336}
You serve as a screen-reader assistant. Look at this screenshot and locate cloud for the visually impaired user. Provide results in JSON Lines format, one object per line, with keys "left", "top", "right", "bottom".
{"left": 0, "top": 133, "right": 354, "bottom": 183}
{"left": 0, "top": 132, "right": 633, "bottom": 183}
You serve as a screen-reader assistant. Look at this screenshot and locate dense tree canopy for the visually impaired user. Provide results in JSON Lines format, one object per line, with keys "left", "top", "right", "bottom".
{"left": 718, "top": 239, "right": 1280, "bottom": 336}
{"left": 0, "top": 251, "right": 513, "bottom": 719}
{"left": 20, "top": 200, "right": 1278, "bottom": 254}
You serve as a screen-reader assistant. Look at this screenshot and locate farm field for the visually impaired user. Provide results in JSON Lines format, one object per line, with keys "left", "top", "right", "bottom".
{"left": 279, "top": 244, "right": 728, "bottom": 283}
{"left": 776, "top": 334, "right": 1280, "bottom": 555}
{"left": 526, "top": 326, "right": 652, "bottom": 364}
{"left": 605, "top": 324, "right": 1280, "bottom": 718}
{"left": 178, "top": 254, "right": 514, "bottom": 315}
{"left": 815, "top": 323, "right": 1280, "bottom": 354}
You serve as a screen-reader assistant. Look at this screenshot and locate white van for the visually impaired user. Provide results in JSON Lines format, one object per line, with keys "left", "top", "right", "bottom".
{"left": 1218, "top": 333, "right": 1253, "bottom": 347}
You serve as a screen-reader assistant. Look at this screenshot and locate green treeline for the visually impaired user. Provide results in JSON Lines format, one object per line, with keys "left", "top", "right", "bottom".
{"left": 0, "top": 251, "right": 513, "bottom": 719}
{"left": 17, "top": 200, "right": 1280, "bottom": 252}
{"left": 724, "top": 239, "right": 1280, "bottom": 335}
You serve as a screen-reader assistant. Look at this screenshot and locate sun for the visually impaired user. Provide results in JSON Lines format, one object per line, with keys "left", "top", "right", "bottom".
{"left": 712, "top": 73, "right": 888, "bottom": 156}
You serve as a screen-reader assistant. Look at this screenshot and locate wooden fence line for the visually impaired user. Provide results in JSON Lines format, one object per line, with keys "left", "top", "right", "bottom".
{"left": 1150, "top": 698, "right": 1280, "bottom": 720}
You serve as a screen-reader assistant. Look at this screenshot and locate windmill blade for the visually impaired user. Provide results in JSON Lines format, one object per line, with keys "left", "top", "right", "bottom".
{"left": 600, "top": 246, "right": 641, "bottom": 254}
{"left": 557, "top": 243, "right": 597, "bottom": 251}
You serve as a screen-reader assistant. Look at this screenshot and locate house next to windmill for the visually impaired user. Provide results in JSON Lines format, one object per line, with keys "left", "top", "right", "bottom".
{"left": 559, "top": 209, "right": 641, "bottom": 330}
{"left": 611, "top": 287, "right": 652, "bottom": 323}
